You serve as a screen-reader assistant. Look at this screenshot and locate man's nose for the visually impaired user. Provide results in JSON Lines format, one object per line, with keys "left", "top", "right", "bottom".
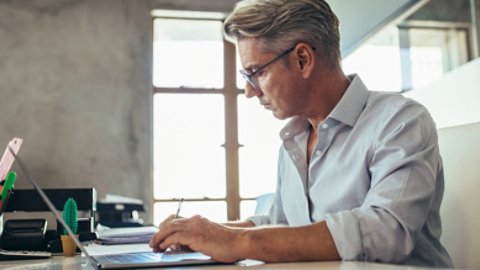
{"left": 244, "top": 83, "right": 262, "bottom": 98}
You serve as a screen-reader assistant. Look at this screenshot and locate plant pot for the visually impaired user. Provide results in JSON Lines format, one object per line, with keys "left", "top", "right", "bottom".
{"left": 61, "top": 235, "right": 77, "bottom": 257}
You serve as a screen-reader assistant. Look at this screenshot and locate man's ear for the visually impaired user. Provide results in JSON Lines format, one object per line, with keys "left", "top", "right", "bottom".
{"left": 294, "top": 43, "right": 315, "bottom": 78}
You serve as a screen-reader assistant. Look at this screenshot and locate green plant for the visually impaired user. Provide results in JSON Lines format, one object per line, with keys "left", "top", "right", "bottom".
{"left": 62, "top": 197, "right": 78, "bottom": 235}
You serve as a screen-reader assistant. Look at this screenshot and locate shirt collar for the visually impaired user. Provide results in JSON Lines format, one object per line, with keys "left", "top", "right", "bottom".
{"left": 279, "top": 74, "right": 369, "bottom": 140}
{"left": 279, "top": 116, "right": 309, "bottom": 141}
{"left": 329, "top": 74, "right": 369, "bottom": 127}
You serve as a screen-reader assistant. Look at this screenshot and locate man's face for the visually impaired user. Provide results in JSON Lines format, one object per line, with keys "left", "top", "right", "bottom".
{"left": 237, "top": 38, "right": 305, "bottom": 120}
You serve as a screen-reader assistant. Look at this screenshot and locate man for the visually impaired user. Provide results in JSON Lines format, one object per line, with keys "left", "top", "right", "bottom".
{"left": 150, "top": 0, "right": 453, "bottom": 267}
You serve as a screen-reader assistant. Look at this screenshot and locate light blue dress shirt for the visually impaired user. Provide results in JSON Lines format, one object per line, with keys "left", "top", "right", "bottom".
{"left": 248, "top": 75, "right": 453, "bottom": 268}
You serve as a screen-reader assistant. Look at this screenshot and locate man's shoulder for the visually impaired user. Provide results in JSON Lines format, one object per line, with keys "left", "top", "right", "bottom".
{"left": 366, "top": 90, "right": 427, "bottom": 115}
{"left": 360, "top": 90, "right": 435, "bottom": 134}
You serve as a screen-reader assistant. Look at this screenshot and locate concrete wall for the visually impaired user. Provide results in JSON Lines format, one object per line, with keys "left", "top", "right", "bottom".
{"left": 0, "top": 0, "right": 236, "bottom": 224}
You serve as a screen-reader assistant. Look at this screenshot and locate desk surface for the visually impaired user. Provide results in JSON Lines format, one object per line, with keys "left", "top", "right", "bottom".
{"left": 0, "top": 256, "right": 440, "bottom": 270}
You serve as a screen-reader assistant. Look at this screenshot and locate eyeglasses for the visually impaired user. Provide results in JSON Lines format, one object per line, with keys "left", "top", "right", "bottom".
{"left": 239, "top": 46, "right": 295, "bottom": 90}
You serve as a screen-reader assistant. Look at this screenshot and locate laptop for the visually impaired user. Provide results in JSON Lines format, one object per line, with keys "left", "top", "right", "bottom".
{"left": 7, "top": 144, "right": 221, "bottom": 269}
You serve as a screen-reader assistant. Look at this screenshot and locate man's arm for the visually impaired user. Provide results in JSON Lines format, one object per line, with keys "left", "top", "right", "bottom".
{"left": 238, "top": 220, "right": 340, "bottom": 262}
{"left": 149, "top": 215, "right": 340, "bottom": 263}
{"left": 325, "top": 102, "right": 444, "bottom": 263}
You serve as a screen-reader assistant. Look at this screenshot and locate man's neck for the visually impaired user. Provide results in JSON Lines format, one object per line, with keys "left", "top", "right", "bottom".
{"left": 304, "top": 68, "right": 350, "bottom": 129}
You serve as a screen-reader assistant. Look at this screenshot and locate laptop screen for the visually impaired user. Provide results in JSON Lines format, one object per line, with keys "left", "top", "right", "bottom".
{"left": 0, "top": 138, "right": 23, "bottom": 215}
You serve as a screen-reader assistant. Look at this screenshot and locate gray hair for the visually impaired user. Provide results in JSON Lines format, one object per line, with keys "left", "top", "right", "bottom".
{"left": 224, "top": 0, "right": 341, "bottom": 68}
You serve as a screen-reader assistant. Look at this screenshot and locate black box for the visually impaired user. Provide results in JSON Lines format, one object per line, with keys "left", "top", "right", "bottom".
{"left": 0, "top": 219, "right": 47, "bottom": 251}
{"left": 4, "top": 188, "right": 96, "bottom": 212}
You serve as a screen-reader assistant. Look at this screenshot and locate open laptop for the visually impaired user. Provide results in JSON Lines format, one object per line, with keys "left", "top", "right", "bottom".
{"left": 7, "top": 145, "right": 221, "bottom": 269}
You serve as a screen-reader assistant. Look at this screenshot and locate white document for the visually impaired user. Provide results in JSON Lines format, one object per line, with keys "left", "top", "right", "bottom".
{"left": 96, "top": 226, "right": 158, "bottom": 245}
{"left": 84, "top": 243, "right": 152, "bottom": 256}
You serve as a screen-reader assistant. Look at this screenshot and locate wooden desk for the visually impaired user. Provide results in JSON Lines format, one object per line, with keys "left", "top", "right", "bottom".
{"left": 0, "top": 256, "right": 441, "bottom": 270}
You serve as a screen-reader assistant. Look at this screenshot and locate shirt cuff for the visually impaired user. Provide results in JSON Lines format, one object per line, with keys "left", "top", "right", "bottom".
{"left": 325, "top": 209, "right": 364, "bottom": 261}
{"left": 246, "top": 214, "right": 271, "bottom": 226}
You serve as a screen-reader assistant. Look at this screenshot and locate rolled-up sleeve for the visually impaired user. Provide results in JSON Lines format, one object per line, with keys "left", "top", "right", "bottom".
{"left": 325, "top": 102, "right": 441, "bottom": 263}
{"left": 247, "top": 214, "right": 271, "bottom": 226}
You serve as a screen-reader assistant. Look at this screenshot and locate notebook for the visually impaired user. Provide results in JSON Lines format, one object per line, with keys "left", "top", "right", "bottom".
{"left": 7, "top": 144, "right": 221, "bottom": 269}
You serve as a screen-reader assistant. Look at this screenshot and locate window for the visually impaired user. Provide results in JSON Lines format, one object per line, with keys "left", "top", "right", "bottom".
{"left": 342, "top": 22, "right": 470, "bottom": 92}
{"left": 237, "top": 96, "right": 287, "bottom": 220}
{"left": 153, "top": 94, "right": 227, "bottom": 222}
{"left": 342, "top": 26, "right": 403, "bottom": 92}
{"left": 403, "top": 25, "right": 469, "bottom": 90}
{"left": 152, "top": 11, "right": 284, "bottom": 224}
{"left": 153, "top": 18, "right": 224, "bottom": 89}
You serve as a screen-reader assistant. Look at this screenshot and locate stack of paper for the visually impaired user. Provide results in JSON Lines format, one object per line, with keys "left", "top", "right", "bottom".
{"left": 96, "top": 226, "right": 158, "bottom": 245}
{"left": 101, "top": 194, "right": 144, "bottom": 205}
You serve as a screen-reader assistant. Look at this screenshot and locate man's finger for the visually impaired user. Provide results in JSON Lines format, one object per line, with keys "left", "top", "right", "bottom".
{"left": 150, "top": 221, "right": 178, "bottom": 248}
{"left": 150, "top": 218, "right": 189, "bottom": 249}
{"left": 159, "top": 232, "right": 190, "bottom": 250}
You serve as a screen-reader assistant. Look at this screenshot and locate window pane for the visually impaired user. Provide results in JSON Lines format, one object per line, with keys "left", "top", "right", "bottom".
{"left": 342, "top": 26, "right": 402, "bottom": 92}
{"left": 153, "top": 18, "right": 224, "bottom": 89}
{"left": 240, "top": 200, "right": 256, "bottom": 220}
{"left": 154, "top": 201, "right": 227, "bottom": 225}
{"left": 409, "top": 28, "right": 469, "bottom": 89}
{"left": 237, "top": 96, "right": 287, "bottom": 198}
{"left": 153, "top": 94, "right": 226, "bottom": 199}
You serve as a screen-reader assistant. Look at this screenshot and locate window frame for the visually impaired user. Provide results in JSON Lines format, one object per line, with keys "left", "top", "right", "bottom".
{"left": 152, "top": 14, "right": 251, "bottom": 221}
{"left": 397, "top": 20, "right": 473, "bottom": 92}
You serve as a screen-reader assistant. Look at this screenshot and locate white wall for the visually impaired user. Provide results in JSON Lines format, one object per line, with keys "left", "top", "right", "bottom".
{"left": 404, "top": 58, "right": 480, "bottom": 129}
{"left": 437, "top": 123, "right": 480, "bottom": 269}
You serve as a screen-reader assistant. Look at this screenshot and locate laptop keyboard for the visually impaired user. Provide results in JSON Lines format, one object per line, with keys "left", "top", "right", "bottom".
{"left": 101, "top": 249, "right": 208, "bottom": 264}
{"left": 104, "top": 252, "right": 163, "bottom": 263}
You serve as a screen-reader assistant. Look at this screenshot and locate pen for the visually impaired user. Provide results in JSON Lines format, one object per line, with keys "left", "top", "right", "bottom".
{"left": 175, "top": 198, "right": 184, "bottom": 219}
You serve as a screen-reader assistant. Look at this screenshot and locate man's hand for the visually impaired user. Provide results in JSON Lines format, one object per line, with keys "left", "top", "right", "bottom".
{"left": 149, "top": 215, "right": 245, "bottom": 263}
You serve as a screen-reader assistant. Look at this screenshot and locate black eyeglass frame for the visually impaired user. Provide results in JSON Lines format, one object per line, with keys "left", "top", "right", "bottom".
{"left": 239, "top": 46, "right": 295, "bottom": 90}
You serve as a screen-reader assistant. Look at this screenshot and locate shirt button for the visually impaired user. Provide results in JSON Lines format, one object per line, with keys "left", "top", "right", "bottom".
{"left": 315, "top": 150, "right": 322, "bottom": 156}
{"left": 292, "top": 154, "right": 300, "bottom": 160}
{"left": 284, "top": 132, "right": 290, "bottom": 136}
{"left": 321, "top": 123, "right": 329, "bottom": 129}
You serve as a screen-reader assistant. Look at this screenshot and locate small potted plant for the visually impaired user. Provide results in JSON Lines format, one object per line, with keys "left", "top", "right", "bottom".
{"left": 61, "top": 197, "right": 78, "bottom": 256}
